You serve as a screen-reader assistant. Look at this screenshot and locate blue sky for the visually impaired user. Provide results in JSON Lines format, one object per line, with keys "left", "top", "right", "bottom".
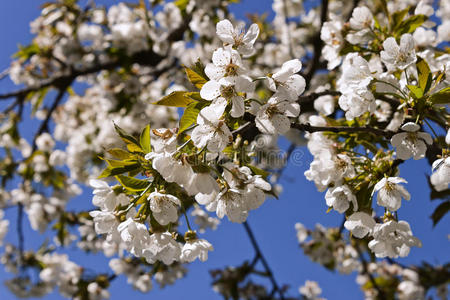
{"left": 0, "top": 1, "right": 448, "bottom": 299}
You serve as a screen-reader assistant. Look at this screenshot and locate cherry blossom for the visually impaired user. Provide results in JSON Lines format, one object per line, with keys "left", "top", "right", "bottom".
{"left": 216, "top": 19, "right": 259, "bottom": 56}
{"left": 391, "top": 122, "right": 433, "bottom": 160}
{"left": 374, "top": 177, "right": 410, "bottom": 212}
{"left": 381, "top": 34, "right": 417, "bottom": 70}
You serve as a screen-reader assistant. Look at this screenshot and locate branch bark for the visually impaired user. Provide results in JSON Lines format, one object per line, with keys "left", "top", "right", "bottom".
{"left": 243, "top": 221, "right": 285, "bottom": 300}
{"left": 291, "top": 123, "right": 395, "bottom": 138}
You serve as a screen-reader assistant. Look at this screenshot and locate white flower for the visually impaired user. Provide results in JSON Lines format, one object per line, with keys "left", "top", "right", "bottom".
{"left": 339, "top": 54, "right": 373, "bottom": 94}
{"left": 344, "top": 212, "right": 376, "bottom": 238}
{"left": 35, "top": 133, "right": 55, "bottom": 152}
{"left": 295, "top": 222, "right": 308, "bottom": 243}
{"left": 191, "top": 206, "right": 220, "bottom": 233}
{"left": 134, "top": 274, "right": 152, "bottom": 293}
{"left": 155, "top": 2, "right": 182, "bottom": 30}
{"left": 49, "top": 150, "right": 66, "bottom": 166}
{"left": 205, "top": 47, "right": 246, "bottom": 80}
{"left": 143, "top": 232, "right": 181, "bottom": 265}
{"left": 338, "top": 90, "right": 375, "bottom": 120}
{"left": 430, "top": 157, "right": 450, "bottom": 192}
{"left": 391, "top": 122, "right": 433, "bottom": 160}
{"left": 216, "top": 19, "right": 259, "bottom": 56}
{"left": 325, "top": 185, "right": 358, "bottom": 213}
{"left": 438, "top": 20, "right": 450, "bottom": 42}
{"left": 398, "top": 281, "right": 425, "bottom": 300}
{"left": 304, "top": 153, "right": 356, "bottom": 192}
{"left": 151, "top": 154, "right": 194, "bottom": 186}
{"left": 87, "top": 282, "right": 110, "bottom": 300}
{"left": 149, "top": 128, "right": 178, "bottom": 155}
{"left": 186, "top": 172, "right": 220, "bottom": 195}
{"left": 374, "top": 177, "right": 410, "bottom": 211}
{"left": 314, "top": 94, "right": 335, "bottom": 116}
{"left": 222, "top": 163, "right": 271, "bottom": 210}
{"left": 196, "top": 163, "right": 270, "bottom": 223}
{"left": 117, "top": 218, "right": 151, "bottom": 256}
{"left": 321, "top": 21, "right": 344, "bottom": 69}
{"left": 191, "top": 99, "right": 232, "bottom": 152}
{"left": 299, "top": 280, "right": 325, "bottom": 300}
{"left": 200, "top": 76, "right": 254, "bottom": 118}
{"left": 381, "top": 34, "right": 417, "bottom": 70}
{"left": 368, "top": 220, "right": 421, "bottom": 258}
{"left": 255, "top": 98, "right": 300, "bottom": 135}
{"left": 349, "top": 6, "right": 374, "bottom": 30}
{"left": 89, "top": 210, "right": 117, "bottom": 234}
{"left": 180, "top": 238, "right": 214, "bottom": 262}
{"left": 267, "top": 59, "right": 306, "bottom": 101}
{"left": 0, "top": 210, "right": 9, "bottom": 246}
{"left": 90, "top": 179, "right": 117, "bottom": 211}
{"left": 148, "top": 191, "right": 181, "bottom": 226}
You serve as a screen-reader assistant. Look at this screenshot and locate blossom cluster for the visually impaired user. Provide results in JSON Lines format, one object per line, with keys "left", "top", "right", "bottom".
{"left": 0, "top": 0, "right": 448, "bottom": 299}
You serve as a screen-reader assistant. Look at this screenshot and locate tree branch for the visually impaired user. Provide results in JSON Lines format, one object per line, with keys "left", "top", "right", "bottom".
{"left": 291, "top": 123, "right": 395, "bottom": 138}
{"left": 303, "top": 0, "right": 329, "bottom": 88}
{"left": 243, "top": 221, "right": 285, "bottom": 300}
{"left": 31, "top": 87, "right": 70, "bottom": 152}
{"left": 17, "top": 203, "right": 24, "bottom": 267}
{"left": 355, "top": 245, "right": 387, "bottom": 299}
{"left": 0, "top": 18, "right": 191, "bottom": 101}
{"left": 297, "top": 90, "right": 341, "bottom": 105}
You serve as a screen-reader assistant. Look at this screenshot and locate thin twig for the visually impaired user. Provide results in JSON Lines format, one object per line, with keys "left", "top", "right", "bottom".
{"left": 303, "top": 0, "right": 329, "bottom": 88}
{"left": 243, "top": 221, "right": 285, "bottom": 300}
{"left": 297, "top": 90, "right": 341, "bottom": 105}
{"left": 17, "top": 203, "right": 24, "bottom": 266}
{"left": 291, "top": 123, "right": 395, "bottom": 138}
{"left": 355, "top": 245, "right": 386, "bottom": 299}
{"left": 31, "top": 87, "right": 70, "bottom": 152}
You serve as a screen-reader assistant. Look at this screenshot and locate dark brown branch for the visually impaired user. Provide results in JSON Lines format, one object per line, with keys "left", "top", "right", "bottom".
{"left": 0, "top": 18, "right": 191, "bottom": 101}
{"left": 297, "top": 90, "right": 341, "bottom": 105}
{"left": 291, "top": 123, "right": 395, "bottom": 138}
{"left": 303, "top": 0, "right": 329, "bottom": 88}
{"left": 355, "top": 245, "right": 387, "bottom": 299}
{"left": 17, "top": 203, "right": 24, "bottom": 266}
{"left": 31, "top": 87, "right": 70, "bottom": 152}
{"left": 243, "top": 221, "right": 285, "bottom": 300}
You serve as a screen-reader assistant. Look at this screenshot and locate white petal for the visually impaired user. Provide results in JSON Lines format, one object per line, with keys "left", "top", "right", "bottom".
{"left": 400, "top": 122, "right": 420, "bottom": 132}
{"left": 230, "top": 96, "right": 245, "bottom": 118}
{"left": 216, "top": 20, "right": 234, "bottom": 44}
{"left": 200, "top": 80, "right": 221, "bottom": 100}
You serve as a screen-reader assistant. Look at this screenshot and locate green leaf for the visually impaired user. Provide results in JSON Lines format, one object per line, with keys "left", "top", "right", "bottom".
{"left": 99, "top": 160, "right": 141, "bottom": 178}
{"left": 31, "top": 88, "right": 48, "bottom": 114}
{"left": 360, "top": 140, "right": 379, "bottom": 154}
{"left": 154, "top": 91, "right": 196, "bottom": 107}
{"left": 178, "top": 101, "right": 208, "bottom": 135}
{"left": 429, "top": 87, "right": 450, "bottom": 105}
{"left": 338, "top": 42, "right": 363, "bottom": 56}
{"left": 184, "top": 92, "right": 203, "bottom": 101}
{"left": 247, "top": 164, "right": 269, "bottom": 179}
{"left": 115, "top": 175, "right": 150, "bottom": 191}
{"left": 407, "top": 84, "right": 424, "bottom": 99}
{"left": 416, "top": 58, "right": 432, "bottom": 93}
{"left": 113, "top": 123, "right": 141, "bottom": 147}
{"left": 378, "top": 0, "right": 389, "bottom": 18}
{"left": 392, "top": 7, "right": 410, "bottom": 31}
{"left": 397, "top": 15, "right": 427, "bottom": 35}
{"left": 13, "top": 43, "right": 40, "bottom": 59}
{"left": 140, "top": 124, "right": 151, "bottom": 153}
{"left": 107, "top": 148, "right": 133, "bottom": 160}
{"left": 185, "top": 67, "right": 207, "bottom": 89}
{"left": 431, "top": 201, "right": 450, "bottom": 227}
{"left": 174, "top": 0, "right": 189, "bottom": 11}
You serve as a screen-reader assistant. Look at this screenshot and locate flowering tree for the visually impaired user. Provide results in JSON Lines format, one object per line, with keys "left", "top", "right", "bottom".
{"left": 0, "top": 0, "right": 449, "bottom": 299}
